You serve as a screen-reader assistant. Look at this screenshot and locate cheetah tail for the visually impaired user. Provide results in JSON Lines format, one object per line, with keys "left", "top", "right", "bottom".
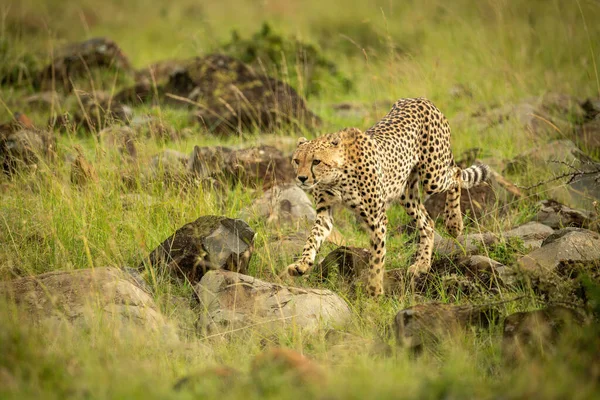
{"left": 460, "top": 164, "right": 490, "bottom": 189}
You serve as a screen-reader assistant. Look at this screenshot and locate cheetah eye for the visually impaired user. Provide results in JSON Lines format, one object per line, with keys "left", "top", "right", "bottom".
{"left": 312, "top": 159, "right": 321, "bottom": 166}
{"left": 292, "top": 158, "right": 300, "bottom": 165}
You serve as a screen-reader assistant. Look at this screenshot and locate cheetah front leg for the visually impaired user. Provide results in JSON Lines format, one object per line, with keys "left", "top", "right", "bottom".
{"left": 403, "top": 177, "right": 435, "bottom": 275}
{"left": 287, "top": 193, "right": 334, "bottom": 276}
{"left": 353, "top": 199, "right": 387, "bottom": 297}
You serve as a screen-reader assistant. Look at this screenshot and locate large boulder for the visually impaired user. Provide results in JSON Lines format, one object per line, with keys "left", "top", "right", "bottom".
{"left": 36, "top": 37, "right": 133, "bottom": 92}
{"left": 141, "top": 216, "right": 255, "bottom": 285}
{"left": 0, "top": 267, "right": 176, "bottom": 340}
{"left": 518, "top": 228, "right": 600, "bottom": 272}
{"left": 195, "top": 270, "right": 351, "bottom": 335}
{"left": 118, "top": 54, "right": 320, "bottom": 133}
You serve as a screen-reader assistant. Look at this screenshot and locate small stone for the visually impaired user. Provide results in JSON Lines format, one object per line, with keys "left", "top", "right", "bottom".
{"left": 535, "top": 199, "right": 597, "bottom": 230}
{"left": 504, "top": 221, "right": 555, "bottom": 250}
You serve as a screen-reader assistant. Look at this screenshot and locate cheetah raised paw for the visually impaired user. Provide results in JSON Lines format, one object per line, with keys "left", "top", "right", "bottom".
{"left": 286, "top": 261, "right": 311, "bottom": 276}
{"left": 407, "top": 261, "right": 431, "bottom": 276}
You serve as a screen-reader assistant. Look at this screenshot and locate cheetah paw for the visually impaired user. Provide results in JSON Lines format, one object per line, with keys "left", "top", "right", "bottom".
{"left": 407, "top": 261, "right": 431, "bottom": 276}
{"left": 286, "top": 262, "right": 311, "bottom": 276}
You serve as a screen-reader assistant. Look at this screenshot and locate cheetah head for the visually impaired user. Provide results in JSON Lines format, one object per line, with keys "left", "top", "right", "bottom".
{"left": 291, "top": 131, "right": 351, "bottom": 190}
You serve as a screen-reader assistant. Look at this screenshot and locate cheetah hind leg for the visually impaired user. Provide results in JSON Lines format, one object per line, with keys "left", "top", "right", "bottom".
{"left": 443, "top": 181, "right": 464, "bottom": 238}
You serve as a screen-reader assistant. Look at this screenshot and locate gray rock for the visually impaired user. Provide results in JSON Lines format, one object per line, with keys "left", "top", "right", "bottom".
{"left": 241, "top": 184, "right": 315, "bottom": 226}
{"left": 394, "top": 302, "right": 496, "bottom": 349}
{"left": 0, "top": 267, "right": 177, "bottom": 341}
{"left": 518, "top": 228, "right": 600, "bottom": 272}
{"left": 504, "top": 221, "right": 555, "bottom": 250}
{"left": 434, "top": 232, "right": 499, "bottom": 256}
{"left": 36, "top": 37, "right": 133, "bottom": 92}
{"left": 535, "top": 199, "right": 597, "bottom": 230}
{"left": 195, "top": 270, "right": 351, "bottom": 335}
{"left": 141, "top": 215, "right": 255, "bottom": 284}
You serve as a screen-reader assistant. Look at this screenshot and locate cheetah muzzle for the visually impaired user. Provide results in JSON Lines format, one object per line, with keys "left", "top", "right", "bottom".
{"left": 286, "top": 98, "right": 490, "bottom": 297}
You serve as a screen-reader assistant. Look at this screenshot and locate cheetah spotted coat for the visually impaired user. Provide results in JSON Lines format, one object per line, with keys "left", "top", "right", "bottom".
{"left": 288, "top": 98, "right": 489, "bottom": 296}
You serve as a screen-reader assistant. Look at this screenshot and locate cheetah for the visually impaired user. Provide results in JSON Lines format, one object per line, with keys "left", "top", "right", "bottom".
{"left": 286, "top": 98, "right": 489, "bottom": 296}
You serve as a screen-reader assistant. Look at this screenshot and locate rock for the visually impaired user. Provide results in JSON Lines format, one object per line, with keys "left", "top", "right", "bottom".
{"left": 314, "top": 246, "right": 370, "bottom": 282}
{"left": 142, "top": 216, "right": 255, "bottom": 284}
{"left": 506, "top": 140, "right": 600, "bottom": 208}
{"left": 434, "top": 232, "right": 499, "bottom": 256}
{"left": 425, "top": 166, "right": 521, "bottom": 221}
{"left": 118, "top": 54, "right": 319, "bottom": 133}
{"left": 1, "top": 124, "right": 55, "bottom": 175}
{"left": 98, "top": 126, "right": 137, "bottom": 160}
{"left": 149, "top": 148, "right": 191, "bottom": 183}
{"left": 534, "top": 199, "right": 597, "bottom": 230}
{"left": 504, "top": 221, "right": 555, "bottom": 250}
{"left": 223, "top": 145, "right": 295, "bottom": 189}
{"left": 195, "top": 270, "right": 351, "bottom": 334}
{"left": 518, "top": 228, "right": 600, "bottom": 272}
{"left": 187, "top": 145, "right": 233, "bottom": 180}
{"left": 251, "top": 347, "right": 323, "bottom": 385}
{"left": 0, "top": 267, "right": 176, "bottom": 340}
{"left": 408, "top": 254, "right": 512, "bottom": 298}
{"left": 135, "top": 59, "right": 188, "bottom": 85}
{"left": 73, "top": 91, "right": 133, "bottom": 131}
{"left": 502, "top": 306, "right": 587, "bottom": 361}
{"left": 70, "top": 145, "right": 98, "bottom": 185}
{"left": 241, "top": 184, "right": 315, "bottom": 226}
{"left": 36, "top": 37, "right": 133, "bottom": 92}
{"left": 316, "top": 245, "right": 511, "bottom": 298}
{"left": 394, "top": 302, "right": 496, "bottom": 349}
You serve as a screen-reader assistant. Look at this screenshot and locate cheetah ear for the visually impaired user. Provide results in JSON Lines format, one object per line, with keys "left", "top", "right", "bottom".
{"left": 343, "top": 128, "right": 361, "bottom": 140}
{"left": 297, "top": 137, "right": 308, "bottom": 146}
{"left": 329, "top": 133, "right": 341, "bottom": 146}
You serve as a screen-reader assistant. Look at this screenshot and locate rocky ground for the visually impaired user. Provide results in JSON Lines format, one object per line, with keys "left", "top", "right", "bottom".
{"left": 1, "top": 2, "right": 600, "bottom": 399}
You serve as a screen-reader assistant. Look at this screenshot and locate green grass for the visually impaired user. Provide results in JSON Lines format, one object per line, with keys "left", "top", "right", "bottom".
{"left": 1, "top": 0, "right": 600, "bottom": 398}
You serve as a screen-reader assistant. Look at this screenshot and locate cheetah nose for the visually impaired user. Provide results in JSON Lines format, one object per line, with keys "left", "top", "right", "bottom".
{"left": 298, "top": 176, "right": 308, "bottom": 184}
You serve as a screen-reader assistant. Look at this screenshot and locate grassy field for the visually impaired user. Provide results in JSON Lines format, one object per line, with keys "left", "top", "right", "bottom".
{"left": 1, "top": 0, "right": 600, "bottom": 399}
